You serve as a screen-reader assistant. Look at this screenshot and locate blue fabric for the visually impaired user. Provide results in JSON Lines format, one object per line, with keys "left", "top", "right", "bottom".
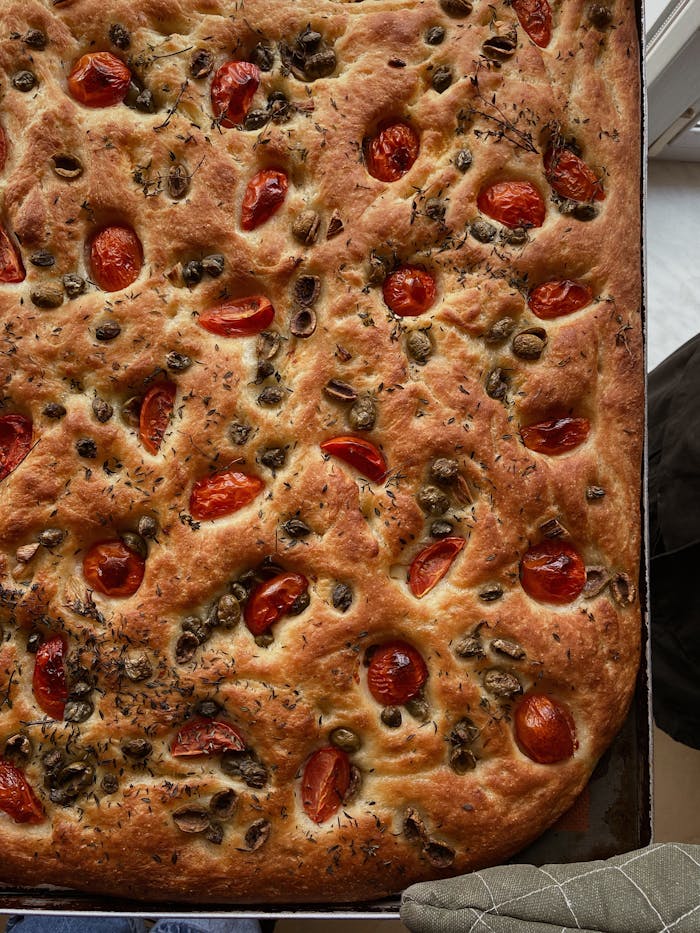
{"left": 6, "top": 918, "right": 261, "bottom": 933}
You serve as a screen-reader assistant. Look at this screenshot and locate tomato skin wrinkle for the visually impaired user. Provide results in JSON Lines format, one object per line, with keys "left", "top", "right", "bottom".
{"left": 244, "top": 572, "right": 309, "bottom": 635}
{"left": 520, "top": 540, "right": 586, "bottom": 604}
{"left": 0, "top": 414, "right": 32, "bottom": 481}
{"left": 544, "top": 147, "right": 605, "bottom": 202}
{"left": 512, "top": 0, "right": 552, "bottom": 47}
{"left": 171, "top": 719, "right": 246, "bottom": 757}
{"left": 0, "top": 224, "right": 25, "bottom": 283}
{"left": 320, "top": 435, "right": 387, "bottom": 484}
{"left": 190, "top": 470, "right": 264, "bottom": 521}
{"left": 89, "top": 225, "right": 143, "bottom": 292}
{"left": 520, "top": 417, "right": 590, "bottom": 455}
{"left": 211, "top": 61, "right": 260, "bottom": 128}
{"left": 302, "top": 746, "right": 351, "bottom": 823}
{"left": 33, "top": 635, "right": 68, "bottom": 721}
{"left": 367, "top": 641, "right": 428, "bottom": 705}
{"left": 383, "top": 266, "right": 437, "bottom": 317}
{"left": 409, "top": 537, "right": 466, "bottom": 598}
{"left": 0, "top": 759, "right": 44, "bottom": 824}
{"left": 199, "top": 296, "right": 275, "bottom": 337}
{"left": 139, "top": 382, "right": 176, "bottom": 454}
{"left": 366, "top": 121, "right": 420, "bottom": 182}
{"left": 514, "top": 694, "right": 577, "bottom": 763}
{"left": 83, "top": 540, "right": 146, "bottom": 597}
{"left": 241, "top": 169, "right": 288, "bottom": 231}
{"left": 528, "top": 280, "right": 592, "bottom": 319}
{"left": 477, "top": 181, "right": 546, "bottom": 228}
{"left": 68, "top": 52, "right": 131, "bottom": 107}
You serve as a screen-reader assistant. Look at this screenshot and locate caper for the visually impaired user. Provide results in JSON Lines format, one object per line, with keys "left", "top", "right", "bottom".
{"left": 406, "top": 330, "right": 432, "bottom": 363}
{"left": 425, "top": 198, "right": 446, "bottom": 222}
{"left": 13, "top": 71, "right": 37, "bottom": 92}
{"left": 173, "top": 805, "right": 210, "bottom": 834}
{"left": 257, "top": 386, "right": 285, "bottom": 407}
{"left": 440, "top": 0, "right": 472, "bottom": 14}
{"left": 485, "top": 317, "right": 516, "bottom": 344}
{"left": 201, "top": 253, "right": 225, "bottom": 277}
{"left": 431, "top": 520, "right": 454, "bottom": 538}
{"left": 229, "top": 421, "right": 252, "bottom": 446}
{"left": 292, "top": 210, "right": 321, "bottom": 245}
{"left": 216, "top": 594, "right": 241, "bottom": 628}
{"left": 63, "top": 272, "right": 86, "bottom": 296}
{"left": 244, "top": 819, "right": 271, "bottom": 851}
{"left": 432, "top": 66, "right": 453, "bottom": 94}
{"left": 304, "top": 48, "right": 337, "bottom": 81}
{"left": 52, "top": 155, "right": 83, "bottom": 180}
{"left": 430, "top": 458, "right": 459, "bottom": 484}
{"left": 485, "top": 368, "right": 509, "bottom": 401}
{"left": 293, "top": 274, "right": 321, "bottom": 307}
{"left": 282, "top": 518, "right": 311, "bottom": 538}
{"left": 572, "top": 203, "right": 599, "bottom": 222}
{"left": 450, "top": 746, "right": 477, "bottom": 773}
{"left": 254, "top": 632, "right": 274, "bottom": 648}
{"left": 44, "top": 402, "right": 67, "bottom": 420}
{"left": 290, "top": 308, "right": 317, "bottom": 337}
{"left": 182, "top": 616, "right": 210, "bottom": 645}
{"left": 38, "top": 528, "right": 65, "bottom": 548}
{"left": 166, "top": 351, "right": 191, "bottom": 372}
{"left": 588, "top": 3, "right": 613, "bottom": 26}
{"left": 288, "top": 590, "right": 310, "bottom": 615}
{"left": 121, "top": 738, "right": 152, "bottom": 759}
{"left": 455, "top": 148, "right": 473, "bottom": 172}
{"left": 450, "top": 717, "right": 479, "bottom": 746}
{"left": 483, "top": 669, "right": 522, "bottom": 698}
{"left": 255, "top": 360, "right": 275, "bottom": 383}
{"left": 479, "top": 583, "right": 503, "bottom": 601}
{"left": 31, "top": 283, "right": 63, "bottom": 309}
{"left": 30, "top": 249, "right": 55, "bottom": 268}
{"left": 482, "top": 34, "right": 517, "bottom": 60}
{"left": 109, "top": 23, "right": 131, "bottom": 49}
{"left": 123, "top": 653, "right": 153, "bottom": 681}
{"left": 324, "top": 379, "right": 357, "bottom": 402}
{"left": 586, "top": 485, "right": 606, "bottom": 500}
{"left": 331, "top": 583, "right": 353, "bottom": 612}
{"left": 425, "top": 25, "right": 446, "bottom": 44}
{"left": 367, "top": 252, "right": 389, "bottom": 285}
{"left": 221, "top": 753, "right": 268, "bottom": 788}
{"left": 471, "top": 220, "right": 497, "bottom": 243}
{"left": 24, "top": 28, "right": 47, "bottom": 50}
{"left": 101, "top": 774, "right": 119, "bottom": 794}
{"left": 121, "top": 531, "right": 148, "bottom": 560}
{"left": 206, "top": 821, "right": 224, "bottom": 845}
{"left": 250, "top": 43, "right": 274, "bottom": 72}
{"left": 349, "top": 396, "right": 376, "bottom": 431}
{"left": 175, "top": 632, "right": 198, "bottom": 663}
{"left": 4, "top": 733, "right": 32, "bottom": 763}
{"left": 64, "top": 699, "right": 94, "bottom": 723}
{"left": 330, "top": 727, "right": 361, "bottom": 752}
{"left": 167, "top": 163, "right": 190, "bottom": 199}
{"left": 210, "top": 789, "right": 238, "bottom": 820}
{"left": 190, "top": 49, "right": 214, "bottom": 78}
{"left": 56, "top": 761, "right": 95, "bottom": 798}
{"left": 92, "top": 398, "right": 113, "bottom": 423}
{"left": 512, "top": 331, "right": 546, "bottom": 360}
{"left": 455, "top": 635, "right": 485, "bottom": 658}
{"left": 135, "top": 89, "right": 155, "bottom": 113}
{"left": 260, "top": 447, "right": 286, "bottom": 470}
{"left": 267, "top": 91, "right": 292, "bottom": 124}
{"left": 381, "top": 706, "right": 402, "bottom": 728}
{"left": 75, "top": 437, "right": 97, "bottom": 459}
{"left": 182, "top": 260, "right": 203, "bottom": 287}
{"left": 95, "top": 321, "right": 121, "bottom": 341}
{"left": 405, "top": 696, "right": 430, "bottom": 721}
{"left": 501, "top": 226, "right": 528, "bottom": 246}
{"left": 137, "top": 516, "right": 158, "bottom": 539}
{"left": 121, "top": 396, "right": 142, "bottom": 427}
{"left": 417, "top": 485, "right": 450, "bottom": 515}
{"left": 491, "top": 638, "right": 526, "bottom": 659}
{"left": 195, "top": 699, "right": 221, "bottom": 718}
{"left": 244, "top": 108, "right": 270, "bottom": 131}
{"left": 326, "top": 210, "right": 344, "bottom": 239}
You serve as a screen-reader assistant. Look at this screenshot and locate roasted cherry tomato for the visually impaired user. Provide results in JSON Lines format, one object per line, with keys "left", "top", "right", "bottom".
{"left": 528, "top": 280, "right": 592, "bottom": 319}
{"left": 409, "top": 537, "right": 466, "bottom": 598}
{"left": 32, "top": 635, "right": 68, "bottom": 721}
{"left": 89, "top": 225, "right": 143, "bottom": 292}
{"left": 366, "top": 121, "right": 420, "bottom": 182}
{"left": 512, "top": 0, "right": 553, "bottom": 47}
{"left": 514, "top": 693, "right": 577, "bottom": 763}
{"left": 520, "top": 417, "right": 590, "bottom": 455}
{"left": 211, "top": 61, "right": 260, "bottom": 128}
{"left": 367, "top": 640, "right": 428, "bottom": 706}
{"left": 544, "top": 146, "right": 605, "bottom": 202}
{"left": 67, "top": 52, "right": 131, "bottom": 108}
{"left": 0, "top": 225, "right": 25, "bottom": 283}
{"left": 320, "top": 436, "right": 387, "bottom": 484}
{"left": 0, "top": 126, "right": 7, "bottom": 172}
{"left": 244, "top": 572, "right": 309, "bottom": 635}
{"left": 383, "top": 266, "right": 437, "bottom": 317}
{"left": 171, "top": 719, "right": 246, "bottom": 757}
{"left": 520, "top": 540, "right": 586, "bottom": 604}
{"left": 302, "top": 746, "right": 351, "bottom": 824}
{"left": 139, "top": 382, "right": 176, "bottom": 455}
{"left": 83, "top": 539, "right": 146, "bottom": 597}
{"left": 241, "top": 169, "right": 288, "bottom": 231}
{"left": 477, "top": 181, "right": 546, "bottom": 228}
{"left": 199, "top": 296, "right": 275, "bottom": 337}
{"left": 190, "top": 469, "right": 264, "bottom": 521}
{"left": 0, "top": 414, "right": 32, "bottom": 482}
{"left": 0, "top": 759, "right": 44, "bottom": 825}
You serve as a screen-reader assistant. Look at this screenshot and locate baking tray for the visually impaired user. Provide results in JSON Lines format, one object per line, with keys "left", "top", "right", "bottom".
{"left": 0, "top": 0, "right": 650, "bottom": 920}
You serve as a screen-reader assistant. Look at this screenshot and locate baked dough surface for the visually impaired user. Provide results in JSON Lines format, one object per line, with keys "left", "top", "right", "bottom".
{"left": 0, "top": 0, "right": 641, "bottom": 903}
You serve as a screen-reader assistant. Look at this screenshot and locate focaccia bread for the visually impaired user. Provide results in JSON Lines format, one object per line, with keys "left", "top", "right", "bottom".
{"left": 0, "top": 0, "right": 642, "bottom": 904}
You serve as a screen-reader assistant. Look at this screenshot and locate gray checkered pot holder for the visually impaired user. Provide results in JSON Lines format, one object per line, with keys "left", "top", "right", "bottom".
{"left": 401, "top": 844, "right": 700, "bottom": 932}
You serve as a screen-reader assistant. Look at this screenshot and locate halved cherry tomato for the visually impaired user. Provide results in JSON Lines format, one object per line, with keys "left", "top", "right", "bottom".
{"left": 320, "top": 436, "right": 387, "bottom": 484}
{"left": 199, "top": 296, "right": 274, "bottom": 337}
{"left": 190, "top": 469, "right": 264, "bottom": 521}
{"left": 0, "top": 414, "right": 32, "bottom": 482}
{"left": 244, "top": 572, "right": 309, "bottom": 635}
{"left": 32, "top": 634, "right": 68, "bottom": 721}
{"left": 520, "top": 417, "right": 590, "bottom": 455}
{"left": 520, "top": 540, "right": 586, "bottom": 604}
{"left": 302, "top": 746, "right": 351, "bottom": 824}
{"left": 0, "top": 126, "right": 7, "bottom": 172}
{"left": 89, "top": 225, "right": 143, "bottom": 292}
{"left": 383, "top": 266, "right": 437, "bottom": 317}
{"left": 139, "top": 382, "right": 176, "bottom": 455}
{"left": 512, "top": 0, "right": 552, "bottom": 47}
{"left": 0, "top": 224, "right": 25, "bottom": 283}
{"left": 478, "top": 181, "right": 546, "bottom": 228}
{"left": 241, "top": 169, "right": 288, "bottom": 231}
{"left": 67, "top": 52, "right": 131, "bottom": 108}
{"left": 83, "top": 539, "right": 146, "bottom": 597}
{"left": 528, "top": 280, "right": 592, "bottom": 319}
{"left": 366, "top": 121, "right": 420, "bottom": 182}
{"left": 514, "top": 693, "right": 577, "bottom": 763}
{"left": 0, "top": 759, "right": 44, "bottom": 824}
{"left": 409, "top": 537, "right": 466, "bottom": 598}
{"left": 171, "top": 719, "right": 246, "bottom": 757}
{"left": 367, "top": 641, "right": 428, "bottom": 705}
{"left": 211, "top": 61, "right": 260, "bottom": 128}
{"left": 544, "top": 147, "right": 605, "bottom": 202}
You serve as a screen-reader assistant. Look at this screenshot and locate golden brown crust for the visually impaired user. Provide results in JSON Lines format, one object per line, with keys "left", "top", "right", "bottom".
{"left": 0, "top": 0, "right": 641, "bottom": 904}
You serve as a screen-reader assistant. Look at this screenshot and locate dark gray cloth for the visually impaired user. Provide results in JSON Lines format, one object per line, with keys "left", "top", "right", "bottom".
{"left": 401, "top": 844, "right": 700, "bottom": 932}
